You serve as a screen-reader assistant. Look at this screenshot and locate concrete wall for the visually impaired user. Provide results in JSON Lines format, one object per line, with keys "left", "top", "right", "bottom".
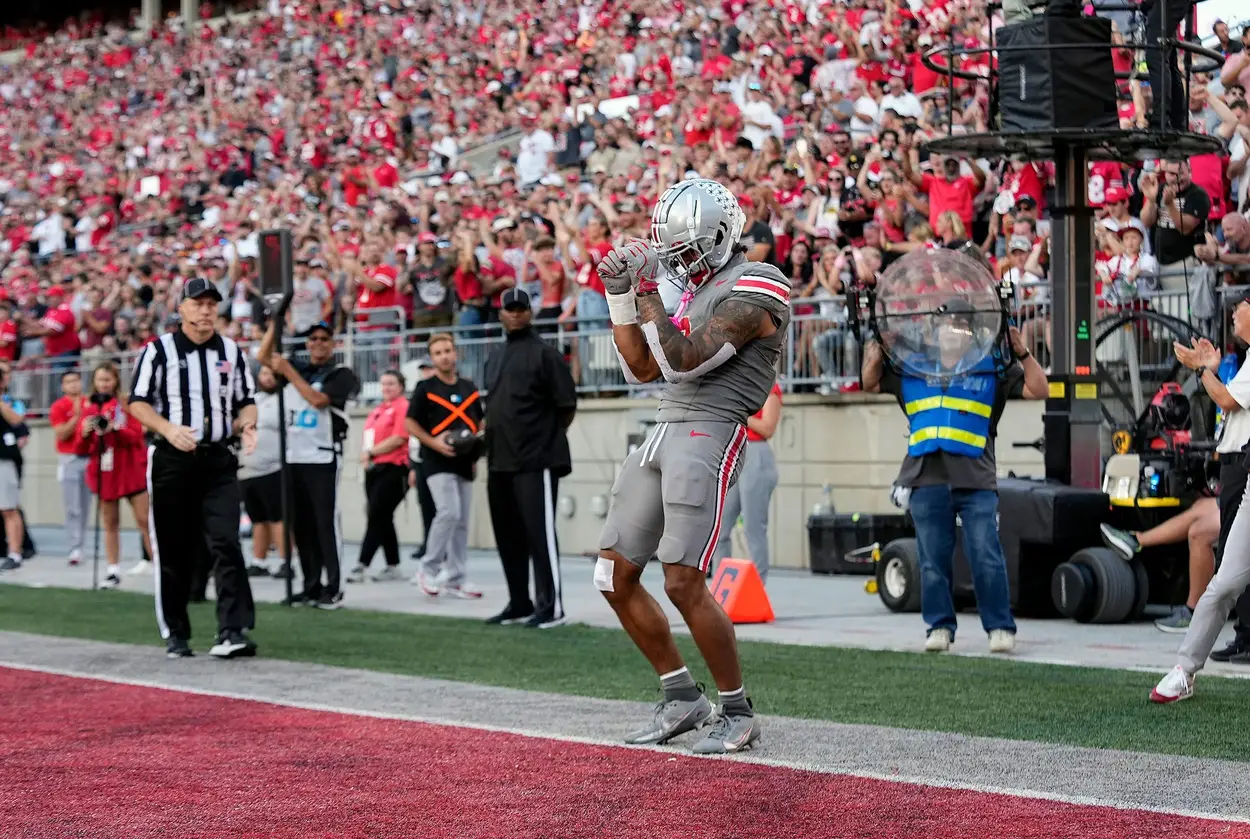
{"left": 19, "top": 396, "right": 1046, "bottom": 570}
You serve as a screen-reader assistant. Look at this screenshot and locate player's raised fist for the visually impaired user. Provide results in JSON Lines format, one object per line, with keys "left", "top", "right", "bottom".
{"left": 599, "top": 239, "right": 658, "bottom": 295}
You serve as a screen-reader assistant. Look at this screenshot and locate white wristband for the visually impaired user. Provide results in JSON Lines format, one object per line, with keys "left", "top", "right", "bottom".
{"left": 606, "top": 289, "right": 639, "bottom": 326}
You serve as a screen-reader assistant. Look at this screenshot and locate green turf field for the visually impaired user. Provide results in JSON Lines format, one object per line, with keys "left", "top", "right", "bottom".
{"left": 1, "top": 585, "right": 1247, "bottom": 761}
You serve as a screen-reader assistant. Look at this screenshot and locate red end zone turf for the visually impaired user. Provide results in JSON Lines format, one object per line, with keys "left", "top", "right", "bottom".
{"left": 0, "top": 667, "right": 1245, "bottom": 839}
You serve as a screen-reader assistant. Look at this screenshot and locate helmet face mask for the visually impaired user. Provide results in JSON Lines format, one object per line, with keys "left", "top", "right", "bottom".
{"left": 650, "top": 179, "right": 745, "bottom": 288}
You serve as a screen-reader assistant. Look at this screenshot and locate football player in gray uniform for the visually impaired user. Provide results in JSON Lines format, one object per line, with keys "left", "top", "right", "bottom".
{"left": 594, "top": 178, "right": 791, "bottom": 754}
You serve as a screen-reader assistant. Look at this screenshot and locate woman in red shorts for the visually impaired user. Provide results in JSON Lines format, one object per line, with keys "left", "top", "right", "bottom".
{"left": 76, "top": 362, "right": 152, "bottom": 590}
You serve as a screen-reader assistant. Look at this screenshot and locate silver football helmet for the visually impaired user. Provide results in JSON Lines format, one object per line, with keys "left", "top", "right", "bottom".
{"left": 650, "top": 179, "right": 746, "bottom": 285}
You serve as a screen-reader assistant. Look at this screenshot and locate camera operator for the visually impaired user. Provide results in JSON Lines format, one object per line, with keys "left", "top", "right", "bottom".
{"left": 75, "top": 362, "right": 153, "bottom": 590}
{"left": 407, "top": 335, "right": 484, "bottom": 598}
{"left": 0, "top": 363, "right": 26, "bottom": 571}
{"left": 256, "top": 318, "right": 359, "bottom": 609}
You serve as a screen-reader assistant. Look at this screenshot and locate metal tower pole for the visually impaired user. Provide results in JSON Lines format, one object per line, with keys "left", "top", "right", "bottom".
{"left": 1044, "top": 141, "right": 1102, "bottom": 489}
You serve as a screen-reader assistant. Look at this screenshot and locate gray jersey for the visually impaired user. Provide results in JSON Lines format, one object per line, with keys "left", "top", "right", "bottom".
{"left": 238, "top": 391, "right": 282, "bottom": 480}
{"left": 655, "top": 255, "right": 791, "bottom": 425}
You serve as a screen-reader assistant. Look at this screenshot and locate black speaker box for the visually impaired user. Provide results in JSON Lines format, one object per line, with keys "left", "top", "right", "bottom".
{"left": 996, "top": 16, "right": 1118, "bottom": 133}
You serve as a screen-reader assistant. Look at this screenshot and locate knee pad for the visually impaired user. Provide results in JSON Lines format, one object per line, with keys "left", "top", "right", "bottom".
{"left": 593, "top": 556, "right": 615, "bottom": 592}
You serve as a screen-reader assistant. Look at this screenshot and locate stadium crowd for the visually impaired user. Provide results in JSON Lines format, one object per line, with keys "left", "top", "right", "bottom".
{"left": 0, "top": 0, "right": 1245, "bottom": 401}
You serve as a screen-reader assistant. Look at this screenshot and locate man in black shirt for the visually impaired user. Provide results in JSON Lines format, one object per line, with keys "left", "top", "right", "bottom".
{"left": 406, "top": 333, "right": 485, "bottom": 598}
{"left": 482, "top": 288, "right": 577, "bottom": 628}
{"left": 741, "top": 192, "right": 776, "bottom": 265}
{"left": 1142, "top": 160, "right": 1211, "bottom": 267}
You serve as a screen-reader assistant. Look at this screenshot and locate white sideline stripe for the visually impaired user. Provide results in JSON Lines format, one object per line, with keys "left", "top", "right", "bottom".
{"left": 145, "top": 445, "right": 168, "bottom": 640}
{"left": 1, "top": 658, "right": 1246, "bottom": 827}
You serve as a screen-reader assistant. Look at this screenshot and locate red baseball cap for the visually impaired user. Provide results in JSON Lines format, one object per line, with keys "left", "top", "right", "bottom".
{"left": 418, "top": 232, "right": 438, "bottom": 245}
{"left": 46, "top": 286, "right": 66, "bottom": 300}
{"left": 1104, "top": 187, "right": 1129, "bottom": 204}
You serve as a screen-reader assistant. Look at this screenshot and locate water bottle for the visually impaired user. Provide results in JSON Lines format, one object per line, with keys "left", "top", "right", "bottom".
{"left": 813, "top": 483, "right": 835, "bottom": 517}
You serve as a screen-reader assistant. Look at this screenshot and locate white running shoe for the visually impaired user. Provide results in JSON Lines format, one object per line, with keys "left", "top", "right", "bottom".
{"left": 925, "top": 628, "right": 953, "bottom": 652}
{"left": 68, "top": 549, "right": 82, "bottom": 567}
{"left": 1150, "top": 665, "right": 1195, "bottom": 704}
{"left": 127, "top": 560, "right": 153, "bottom": 576}
{"left": 443, "top": 583, "right": 483, "bottom": 600}
{"left": 98, "top": 573, "right": 121, "bottom": 590}
{"left": 989, "top": 629, "right": 1016, "bottom": 654}
{"left": 412, "top": 569, "right": 440, "bottom": 596}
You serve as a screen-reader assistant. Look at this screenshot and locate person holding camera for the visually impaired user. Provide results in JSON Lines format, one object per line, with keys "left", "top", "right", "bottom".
{"left": 0, "top": 363, "right": 26, "bottom": 572}
{"left": 406, "top": 333, "right": 485, "bottom": 598}
{"left": 347, "top": 369, "right": 410, "bottom": 584}
{"left": 75, "top": 362, "right": 152, "bottom": 590}
{"left": 256, "top": 318, "right": 359, "bottom": 610}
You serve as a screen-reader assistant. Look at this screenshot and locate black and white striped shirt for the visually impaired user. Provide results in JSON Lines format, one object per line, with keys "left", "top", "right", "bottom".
{"left": 130, "top": 331, "right": 256, "bottom": 444}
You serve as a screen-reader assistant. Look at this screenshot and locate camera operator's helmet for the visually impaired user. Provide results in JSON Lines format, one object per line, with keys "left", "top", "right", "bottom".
{"left": 650, "top": 179, "right": 745, "bottom": 286}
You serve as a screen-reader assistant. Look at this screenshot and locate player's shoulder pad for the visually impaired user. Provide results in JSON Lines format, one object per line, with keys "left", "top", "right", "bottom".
{"left": 726, "top": 261, "right": 791, "bottom": 309}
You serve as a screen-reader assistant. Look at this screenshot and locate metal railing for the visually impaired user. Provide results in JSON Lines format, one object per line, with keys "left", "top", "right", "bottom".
{"left": 10, "top": 270, "right": 1250, "bottom": 417}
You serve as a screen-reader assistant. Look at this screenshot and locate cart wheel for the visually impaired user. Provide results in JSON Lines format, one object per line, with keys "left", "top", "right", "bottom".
{"left": 1051, "top": 561, "right": 1096, "bottom": 622}
{"left": 1128, "top": 558, "right": 1150, "bottom": 621}
{"left": 876, "top": 539, "right": 922, "bottom": 613}
{"left": 1071, "top": 547, "right": 1137, "bottom": 624}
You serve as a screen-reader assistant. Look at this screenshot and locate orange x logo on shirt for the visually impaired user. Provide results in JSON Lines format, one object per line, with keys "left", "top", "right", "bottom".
{"left": 428, "top": 391, "right": 480, "bottom": 435}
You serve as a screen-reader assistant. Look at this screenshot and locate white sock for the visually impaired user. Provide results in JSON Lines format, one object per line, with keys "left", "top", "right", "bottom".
{"left": 107, "top": 564, "right": 120, "bottom": 576}
{"left": 8, "top": 552, "right": 21, "bottom": 564}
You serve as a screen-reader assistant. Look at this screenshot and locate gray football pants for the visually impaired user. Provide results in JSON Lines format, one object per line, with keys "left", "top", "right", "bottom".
{"left": 421, "top": 472, "right": 473, "bottom": 587}
{"left": 1178, "top": 487, "right": 1250, "bottom": 674}
{"left": 59, "top": 454, "right": 90, "bottom": 555}
{"left": 713, "top": 441, "right": 778, "bottom": 581}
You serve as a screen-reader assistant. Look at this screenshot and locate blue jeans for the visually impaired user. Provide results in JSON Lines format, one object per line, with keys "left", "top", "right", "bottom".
{"left": 909, "top": 485, "right": 1016, "bottom": 638}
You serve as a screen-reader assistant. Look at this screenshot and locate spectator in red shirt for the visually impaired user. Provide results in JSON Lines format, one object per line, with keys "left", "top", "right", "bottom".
{"left": 49, "top": 370, "right": 90, "bottom": 565}
{"left": 354, "top": 244, "right": 400, "bottom": 332}
{"left": 0, "top": 301, "right": 19, "bottom": 364}
{"left": 23, "top": 286, "right": 80, "bottom": 369}
{"left": 902, "top": 143, "right": 987, "bottom": 231}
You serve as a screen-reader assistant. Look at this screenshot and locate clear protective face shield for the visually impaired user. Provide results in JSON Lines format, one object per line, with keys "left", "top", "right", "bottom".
{"left": 871, "top": 248, "right": 1006, "bottom": 379}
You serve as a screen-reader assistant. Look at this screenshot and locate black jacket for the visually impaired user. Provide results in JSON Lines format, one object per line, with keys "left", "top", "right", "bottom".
{"left": 483, "top": 327, "right": 576, "bottom": 476}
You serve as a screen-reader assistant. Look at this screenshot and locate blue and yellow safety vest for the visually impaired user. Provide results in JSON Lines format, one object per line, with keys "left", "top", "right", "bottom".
{"left": 900, "top": 356, "right": 999, "bottom": 458}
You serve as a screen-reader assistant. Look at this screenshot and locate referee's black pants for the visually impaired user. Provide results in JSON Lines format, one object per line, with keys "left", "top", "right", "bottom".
{"left": 1217, "top": 461, "right": 1250, "bottom": 645}
{"left": 149, "top": 443, "right": 255, "bottom": 641}
{"left": 487, "top": 469, "right": 563, "bottom": 621}
{"left": 359, "top": 463, "right": 408, "bottom": 568}
{"left": 289, "top": 462, "right": 342, "bottom": 599}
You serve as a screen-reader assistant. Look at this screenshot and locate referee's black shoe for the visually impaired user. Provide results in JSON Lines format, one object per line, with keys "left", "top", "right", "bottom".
{"left": 209, "top": 630, "right": 257, "bottom": 659}
{"left": 166, "top": 637, "right": 194, "bottom": 659}
{"left": 1211, "top": 637, "right": 1250, "bottom": 664}
{"left": 486, "top": 604, "right": 535, "bottom": 625}
{"left": 314, "top": 592, "right": 344, "bottom": 610}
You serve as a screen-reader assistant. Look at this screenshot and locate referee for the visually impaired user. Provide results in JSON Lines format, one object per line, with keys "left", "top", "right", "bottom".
{"left": 129, "top": 277, "right": 260, "bottom": 660}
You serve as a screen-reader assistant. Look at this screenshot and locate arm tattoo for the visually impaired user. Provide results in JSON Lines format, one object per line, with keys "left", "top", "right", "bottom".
{"left": 638, "top": 295, "right": 765, "bottom": 378}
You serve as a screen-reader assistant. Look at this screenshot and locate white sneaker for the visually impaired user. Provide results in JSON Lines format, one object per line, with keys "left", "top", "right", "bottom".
{"left": 68, "top": 549, "right": 82, "bottom": 567}
{"left": 988, "top": 629, "right": 1016, "bottom": 654}
{"left": 98, "top": 573, "right": 121, "bottom": 590}
{"left": 345, "top": 565, "right": 367, "bottom": 584}
{"left": 412, "top": 569, "right": 440, "bottom": 596}
{"left": 127, "top": 560, "right": 153, "bottom": 576}
{"left": 925, "top": 628, "right": 953, "bottom": 652}
{"left": 1150, "top": 665, "right": 1195, "bottom": 704}
{"left": 443, "top": 582, "right": 483, "bottom": 599}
